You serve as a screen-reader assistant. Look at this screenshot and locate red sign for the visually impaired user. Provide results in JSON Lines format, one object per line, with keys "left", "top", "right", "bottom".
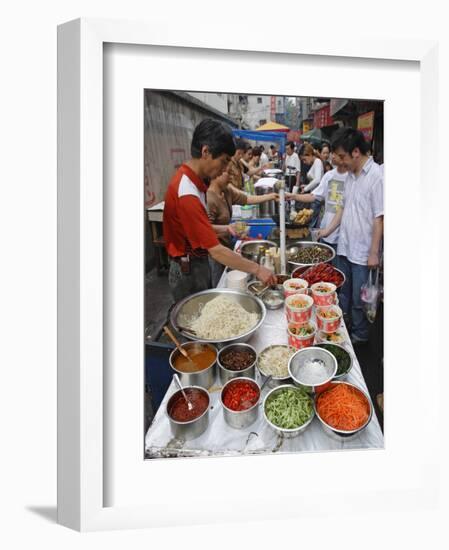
{"left": 270, "top": 96, "right": 276, "bottom": 120}
{"left": 287, "top": 130, "right": 301, "bottom": 142}
{"left": 357, "top": 111, "right": 375, "bottom": 141}
{"left": 313, "top": 105, "right": 333, "bottom": 129}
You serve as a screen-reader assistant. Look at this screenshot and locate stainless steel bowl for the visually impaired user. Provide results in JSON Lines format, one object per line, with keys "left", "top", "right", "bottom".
{"left": 257, "top": 345, "right": 295, "bottom": 388}
{"left": 239, "top": 239, "right": 276, "bottom": 262}
{"left": 169, "top": 341, "right": 218, "bottom": 389}
{"left": 291, "top": 264, "right": 346, "bottom": 289}
{"left": 170, "top": 288, "right": 266, "bottom": 345}
{"left": 263, "top": 384, "right": 315, "bottom": 438}
{"left": 314, "top": 381, "right": 373, "bottom": 441}
{"left": 220, "top": 377, "right": 260, "bottom": 429}
{"left": 288, "top": 346, "right": 337, "bottom": 393}
{"left": 315, "top": 343, "right": 353, "bottom": 380}
{"left": 261, "top": 289, "right": 284, "bottom": 310}
{"left": 286, "top": 241, "right": 336, "bottom": 269}
{"left": 166, "top": 386, "right": 210, "bottom": 440}
{"left": 217, "top": 343, "right": 257, "bottom": 385}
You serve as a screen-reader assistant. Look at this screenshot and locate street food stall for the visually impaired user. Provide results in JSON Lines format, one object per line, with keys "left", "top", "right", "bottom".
{"left": 144, "top": 240, "right": 384, "bottom": 458}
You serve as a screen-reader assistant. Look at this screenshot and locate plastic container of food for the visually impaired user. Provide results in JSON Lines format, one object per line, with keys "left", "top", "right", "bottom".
{"left": 310, "top": 282, "right": 337, "bottom": 306}
{"left": 285, "top": 293, "right": 314, "bottom": 324}
{"left": 287, "top": 322, "right": 316, "bottom": 349}
{"left": 316, "top": 305, "right": 343, "bottom": 333}
{"left": 283, "top": 278, "right": 309, "bottom": 298}
{"left": 315, "top": 329, "right": 347, "bottom": 345}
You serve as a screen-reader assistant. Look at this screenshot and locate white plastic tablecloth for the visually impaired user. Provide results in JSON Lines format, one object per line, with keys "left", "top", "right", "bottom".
{"left": 145, "top": 278, "right": 384, "bottom": 458}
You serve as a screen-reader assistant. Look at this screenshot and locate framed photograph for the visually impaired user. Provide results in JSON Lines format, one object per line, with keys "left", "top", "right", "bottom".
{"left": 58, "top": 18, "right": 441, "bottom": 532}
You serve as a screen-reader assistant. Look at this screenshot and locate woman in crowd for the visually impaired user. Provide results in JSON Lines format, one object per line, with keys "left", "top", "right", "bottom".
{"left": 207, "top": 169, "right": 278, "bottom": 285}
{"left": 300, "top": 142, "right": 324, "bottom": 192}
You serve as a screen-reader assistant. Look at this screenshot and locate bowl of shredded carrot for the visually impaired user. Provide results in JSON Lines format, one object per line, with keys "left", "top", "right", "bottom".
{"left": 314, "top": 381, "right": 373, "bottom": 440}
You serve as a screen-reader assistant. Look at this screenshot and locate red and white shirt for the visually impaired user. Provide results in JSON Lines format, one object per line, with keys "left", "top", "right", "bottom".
{"left": 163, "top": 164, "right": 219, "bottom": 258}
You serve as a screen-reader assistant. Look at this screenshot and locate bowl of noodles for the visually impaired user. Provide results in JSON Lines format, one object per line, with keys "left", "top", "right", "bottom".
{"left": 170, "top": 289, "right": 266, "bottom": 344}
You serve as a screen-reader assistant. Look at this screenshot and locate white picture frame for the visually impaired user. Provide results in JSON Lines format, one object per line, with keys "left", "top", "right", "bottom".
{"left": 58, "top": 17, "right": 442, "bottom": 532}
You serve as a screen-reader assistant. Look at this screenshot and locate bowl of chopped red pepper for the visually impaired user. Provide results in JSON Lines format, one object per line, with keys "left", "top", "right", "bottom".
{"left": 220, "top": 377, "right": 261, "bottom": 429}
{"left": 292, "top": 263, "right": 345, "bottom": 289}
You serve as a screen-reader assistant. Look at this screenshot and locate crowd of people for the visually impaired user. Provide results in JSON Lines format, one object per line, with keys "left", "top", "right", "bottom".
{"left": 162, "top": 118, "right": 383, "bottom": 346}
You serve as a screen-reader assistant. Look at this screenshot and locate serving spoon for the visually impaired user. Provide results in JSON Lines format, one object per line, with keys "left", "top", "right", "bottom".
{"left": 163, "top": 325, "right": 196, "bottom": 367}
{"left": 173, "top": 373, "right": 194, "bottom": 412}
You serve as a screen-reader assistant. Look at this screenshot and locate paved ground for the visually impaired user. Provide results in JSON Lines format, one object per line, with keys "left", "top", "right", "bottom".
{"left": 144, "top": 268, "right": 384, "bottom": 432}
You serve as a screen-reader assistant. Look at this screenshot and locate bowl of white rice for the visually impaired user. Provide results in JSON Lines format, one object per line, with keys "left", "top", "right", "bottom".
{"left": 170, "top": 289, "right": 266, "bottom": 344}
{"left": 257, "top": 344, "right": 296, "bottom": 388}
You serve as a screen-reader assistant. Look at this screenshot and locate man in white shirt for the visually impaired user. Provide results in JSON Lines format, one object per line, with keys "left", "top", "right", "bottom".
{"left": 259, "top": 145, "right": 269, "bottom": 166}
{"left": 284, "top": 141, "right": 301, "bottom": 187}
{"left": 321, "top": 128, "right": 383, "bottom": 344}
{"left": 287, "top": 150, "right": 347, "bottom": 252}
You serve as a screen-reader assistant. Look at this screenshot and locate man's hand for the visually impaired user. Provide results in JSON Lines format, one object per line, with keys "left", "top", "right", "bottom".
{"left": 367, "top": 252, "right": 380, "bottom": 269}
{"left": 255, "top": 265, "right": 277, "bottom": 286}
{"left": 316, "top": 229, "right": 327, "bottom": 239}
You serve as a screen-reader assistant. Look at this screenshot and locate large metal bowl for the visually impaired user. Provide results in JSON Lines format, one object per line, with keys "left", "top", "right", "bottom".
{"left": 263, "top": 384, "right": 315, "bottom": 439}
{"left": 288, "top": 346, "right": 337, "bottom": 393}
{"left": 286, "top": 241, "right": 336, "bottom": 269}
{"left": 170, "top": 288, "right": 266, "bottom": 345}
{"left": 238, "top": 239, "right": 276, "bottom": 262}
{"left": 314, "top": 381, "right": 373, "bottom": 441}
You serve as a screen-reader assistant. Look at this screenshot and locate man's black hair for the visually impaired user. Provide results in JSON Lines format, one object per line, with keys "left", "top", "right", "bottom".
{"left": 316, "top": 141, "right": 330, "bottom": 152}
{"left": 331, "top": 127, "right": 369, "bottom": 155}
{"left": 235, "top": 138, "right": 251, "bottom": 152}
{"left": 191, "top": 118, "right": 236, "bottom": 159}
{"left": 270, "top": 144, "right": 275, "bottom": 149}
{"left": 286, "top": 141, "right": 295, "bottom": 150}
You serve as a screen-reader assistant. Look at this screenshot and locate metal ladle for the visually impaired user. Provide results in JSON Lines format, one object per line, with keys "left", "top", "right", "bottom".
{"left": 173, "top": 373, "right": 194, "bottom": 412}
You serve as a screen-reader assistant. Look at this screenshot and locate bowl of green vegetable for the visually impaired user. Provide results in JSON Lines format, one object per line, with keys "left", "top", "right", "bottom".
{"left": 263, "top": 384, "right": 315, "bottom": 438}
{"left": 315, "top": 343, "right": 353, "bottom": 380}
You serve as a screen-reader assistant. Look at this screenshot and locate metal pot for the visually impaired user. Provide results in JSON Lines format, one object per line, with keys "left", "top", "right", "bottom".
{"left": 239, "top": 240, "right": 276, "bottom": 263}
{"left": 220, "top": 377, "right": 260, "bottom": 429}
{"left": 255, "top": 186, "right": 276, "bottom": 218}
{"left": 169, "top": 341, "right": 217, "bottom": 389}
{"left": 166, "top": 386, "right": 210, "bottom": 440}
{"left": 217, "top": 343, "right": 257, "bottom": 385}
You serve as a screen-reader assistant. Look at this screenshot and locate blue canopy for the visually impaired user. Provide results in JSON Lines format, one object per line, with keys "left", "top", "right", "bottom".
{"left": 232, "top": 129, "right": 286, "bottom": 155}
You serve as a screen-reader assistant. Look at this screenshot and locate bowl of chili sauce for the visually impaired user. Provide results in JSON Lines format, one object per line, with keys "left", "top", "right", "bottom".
{"left": 166, "top": 386, "right": 210, "bottom": 440}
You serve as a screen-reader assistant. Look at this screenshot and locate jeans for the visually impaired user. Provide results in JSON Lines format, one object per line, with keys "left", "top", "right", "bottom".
{"left": 335, "top": 255, "right": 370, "bottom": 341}
{"left": 168, "top": 257, "right": 211, "bottom": 303}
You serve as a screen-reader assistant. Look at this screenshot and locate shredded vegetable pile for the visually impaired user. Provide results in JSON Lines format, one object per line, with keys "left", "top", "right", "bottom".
{"left": 265, "top": 387, "right": 313, "bottom": 429}
{"left": 317, "top": 384, "right": 370, "bottom": 431}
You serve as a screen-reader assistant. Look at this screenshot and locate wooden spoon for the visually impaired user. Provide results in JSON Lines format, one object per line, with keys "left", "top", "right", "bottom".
{"left": 163, "top": 325, "right": 196, "bottom": 367}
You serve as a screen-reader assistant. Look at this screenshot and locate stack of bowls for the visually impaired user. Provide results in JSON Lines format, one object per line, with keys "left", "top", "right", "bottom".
{"left": 226, "top": 270, "right": 249, "bottom": 291}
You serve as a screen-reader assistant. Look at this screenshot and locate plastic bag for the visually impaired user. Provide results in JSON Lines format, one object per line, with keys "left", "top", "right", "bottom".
{"left": 361, "top": 268, "right": 380, "bottom": 323}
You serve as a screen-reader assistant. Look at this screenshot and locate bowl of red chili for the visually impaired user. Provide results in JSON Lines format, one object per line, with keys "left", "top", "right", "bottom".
{"left": 217, "top": 343, "right": 257, "bottom": 385}
{"left": 220, "top": 377, "right": 260, "bottom": 429}
{"left": 314, "top": 381, "right": 373, "bottom": 441}
{"left": 166, "top": 386, "right": 210, "bottom": 440}
{"left": 292, "top": 263, "right": 345, "bottom": 289}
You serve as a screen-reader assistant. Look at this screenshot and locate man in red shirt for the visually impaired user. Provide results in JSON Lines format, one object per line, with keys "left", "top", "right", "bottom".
{"left": 163, "top": 119, "right": 276, "bottom": 301}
